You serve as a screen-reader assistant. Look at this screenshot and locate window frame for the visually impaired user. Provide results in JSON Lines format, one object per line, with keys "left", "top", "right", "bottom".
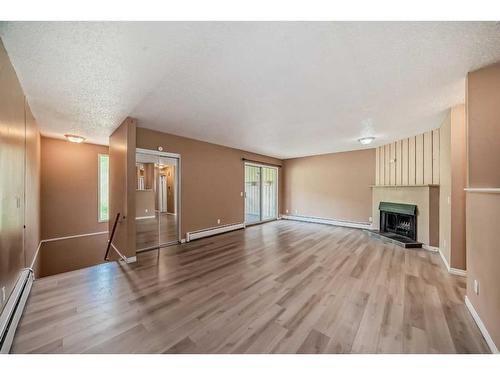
{"left": 98, "top": 153, "right": 110, "bottom": 223}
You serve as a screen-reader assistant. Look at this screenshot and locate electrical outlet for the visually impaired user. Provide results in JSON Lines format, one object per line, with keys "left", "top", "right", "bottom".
{"left": 286, "top": 209, "right": 289, "bottom": 214}
{"left": 1, "top": 286, "right": 5, "bottom": 304}
{"left": 240, "top": 192, "right": 243, "bottom": 197}
{"left": 474, "top": 280, "right": 480, "bottom": 295}
{"left": 369, "top": 216, "right": 373, "bottom": 222}
{"left": 217, "top": 219, "right": 221, "bottom": 224}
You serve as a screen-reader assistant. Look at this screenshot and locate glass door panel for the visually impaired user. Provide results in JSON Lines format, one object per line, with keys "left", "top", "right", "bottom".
{"left": 135, "top": 152, "right": 160, "bottom": 251}
{"left": 245, "top": 165, "right": 261, "bottom": 224}
{"left": 261, "top": 167, "right": 278, "bottom": 220}
{"left": 158, "top": 156, "right": 179, "bottom": 245}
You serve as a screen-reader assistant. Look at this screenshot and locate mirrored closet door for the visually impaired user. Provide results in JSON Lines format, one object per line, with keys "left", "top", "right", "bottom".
{"left": 135, "top": 149, "right": 179, "bottom": 252}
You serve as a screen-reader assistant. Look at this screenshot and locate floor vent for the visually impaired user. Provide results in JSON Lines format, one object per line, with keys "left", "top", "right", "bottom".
{"left": 0, "top": 269, "right": 33, "bottom": 353}
{"left": 186, "top": 223, "right": 245, "bottom": 242}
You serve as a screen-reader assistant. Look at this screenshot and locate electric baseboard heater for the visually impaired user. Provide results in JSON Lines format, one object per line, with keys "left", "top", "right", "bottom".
{"left": 0, "top": 269, "right": 34, "bottom": 353}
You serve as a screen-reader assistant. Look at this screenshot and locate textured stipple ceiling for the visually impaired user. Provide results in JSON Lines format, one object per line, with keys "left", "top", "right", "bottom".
{"left": 1, "top": 22, "right": 500, "bottom": 159}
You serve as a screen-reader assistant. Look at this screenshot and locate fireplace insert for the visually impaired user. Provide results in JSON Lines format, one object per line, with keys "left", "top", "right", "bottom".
{"left": 379, "top": 202, "right": 417, "bottom": 241}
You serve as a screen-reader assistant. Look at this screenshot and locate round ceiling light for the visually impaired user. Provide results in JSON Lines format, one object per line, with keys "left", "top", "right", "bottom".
{"left": 358, "top": 136, "right": 375, "bottom": 145}
{"left": 64, "top": 134, "right": 86, "bottom": 143}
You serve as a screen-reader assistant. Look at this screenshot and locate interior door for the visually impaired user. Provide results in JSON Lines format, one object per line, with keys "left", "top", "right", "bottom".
{"left": 245, "top": 164, "right": 261, "bottom": 224}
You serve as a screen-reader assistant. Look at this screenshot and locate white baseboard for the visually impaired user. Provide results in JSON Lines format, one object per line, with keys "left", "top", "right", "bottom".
{"left": 135, "top": 215, "right": 155, "bottom": 220}
{"left": 435, "top": 247, "right": 467, "bottom": 276}
{"left": 121, "top": 256, "right": 137, "bottom": 264}
{"left": 281, "top": 215, "right": 372, "bottom": 230}
{"left": 465, "top": 296, "right": 499, "bottom": 354}
{"left": 186, "top": 223, "right": 245, "bottom": 242}
{"left": 422, "top": 244, "right": 439, "bottom": 253}
{"left": 449, "top": 267, "right": 467, "bottom": 277}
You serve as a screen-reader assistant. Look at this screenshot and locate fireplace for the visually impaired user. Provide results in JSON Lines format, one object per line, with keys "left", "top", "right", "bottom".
{"left": 371, "top": 202, "right": 420, "bottom": 248}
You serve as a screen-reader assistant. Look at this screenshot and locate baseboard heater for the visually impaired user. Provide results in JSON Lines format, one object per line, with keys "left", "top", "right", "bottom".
{"left": 0, "top": 269, "right": 34, "bottom": 353}
{"left": 281, "top": 215, "right": 372, "bottom": 230}
{"left": 186, "top": 222, "right": 245, "bottom": 242}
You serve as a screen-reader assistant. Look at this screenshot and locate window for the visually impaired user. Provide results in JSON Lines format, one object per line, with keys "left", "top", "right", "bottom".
{"left": 98, "top": 154, "right": 109, "bottom": 222}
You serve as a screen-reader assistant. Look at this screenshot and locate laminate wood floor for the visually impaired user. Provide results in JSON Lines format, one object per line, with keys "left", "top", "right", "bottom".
{"left": 12, "top": 220, "right": 489, "bottom": 354}
{"left": 136, "top": 212, "right": 178, "bottom": 250}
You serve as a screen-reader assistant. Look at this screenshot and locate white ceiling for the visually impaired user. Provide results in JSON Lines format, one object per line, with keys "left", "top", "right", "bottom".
{"left": 1, "top": 22, "right": 500, "bottom": 159}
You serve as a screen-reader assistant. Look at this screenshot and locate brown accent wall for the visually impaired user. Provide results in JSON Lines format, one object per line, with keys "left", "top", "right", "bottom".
{"left": 1, "top": 38, "right": 41, "bottom": 310}
{"left": 375, "top": 130, "right": 440, "bottom": 186}
{"left": 40, "top": 235, "right": 108, "bottom": 277}
{"left": 39, "top": 137, "right": 109, "bottom": 276}
{"left": 40, "top": 137, "right": 109, "bottom": 238}
{"left": 136, "top": 127, "right": 283, "bottom": 238}
{"left": 0, "top": 38, "right": 27, "bottom": 310}
{"left": 466, "top": 193, "right": 500, "bottom": 348}
{"left": 467, "top": 62, "right": 500, "bottom": 188}
{"left": 25, "top": 103, "right": 41, "bottom": 276}
{"left": 466, "top": 62, "right": 500, "bottom": 349}
{"left": 136, "top": 190, "right": 155, "bottom": 218}
{"left": 109, "top": 117, "right": 137, "bottom": 258}
{"left": 283, "top": 149, "right": 375, "bottom": 223}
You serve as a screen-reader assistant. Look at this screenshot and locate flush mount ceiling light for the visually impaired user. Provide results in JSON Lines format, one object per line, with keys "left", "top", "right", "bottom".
{"left": 358, "top": 136, "right": 375, "bottom": 145}
{"left": 64, "top": 134, "right": 85, "bottom": 143}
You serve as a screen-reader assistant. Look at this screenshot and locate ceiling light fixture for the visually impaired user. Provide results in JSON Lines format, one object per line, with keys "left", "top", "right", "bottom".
{"left": 358, "top": 136, "right": 375, "bottom": 145}
{"left": 64, "top": 134, "right": 85, "bottom": 143}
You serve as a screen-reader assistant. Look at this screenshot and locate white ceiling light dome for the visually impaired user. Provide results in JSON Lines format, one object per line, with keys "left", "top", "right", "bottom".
{"left": 358, "top": 136, "right": 375, "bottom": 145}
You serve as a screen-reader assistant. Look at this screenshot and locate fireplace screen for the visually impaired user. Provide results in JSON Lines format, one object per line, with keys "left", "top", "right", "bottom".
{"left": 379, "top": 202, "right": 417, "bottom": 241}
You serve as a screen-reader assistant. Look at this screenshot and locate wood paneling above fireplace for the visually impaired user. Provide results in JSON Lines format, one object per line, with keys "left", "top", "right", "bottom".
{"left": 375, "top": 129, "right": 440, "bottom": 186}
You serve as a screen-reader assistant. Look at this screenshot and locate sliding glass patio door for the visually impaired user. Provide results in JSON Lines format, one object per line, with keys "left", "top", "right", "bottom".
{"left": 244, "top": 163, "right": 278, "bottom": 224}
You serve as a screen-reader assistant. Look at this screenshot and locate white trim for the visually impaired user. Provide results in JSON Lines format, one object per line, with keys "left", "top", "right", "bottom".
{"left": 122, "top": 256, "right": 137, "bottom": 264}
{"left": 450, "top": 268, "right": 467, "bottom": 277}
{"left": 465, "top": 296, "right": 499, "bottom": 354}
{"left": 282, "top": 215, "right": 372, "bottom": 230}
{"left": 29, "top": 240, "right": 43, "bottom": 270}
{"left": 435, "top": 246, "right": 467, "bottom": 277}
{"left": 136, "top": 147, "right": 180, "bottom": 159}
{"left": 135, "top": 215, "right": 155, "bottom": 220}
{"left": 42, "top": 231, "right": 109, "bottom": 243}
{"left": 136, "top": 148, "right": 182, "bottom": 244}
{"left": 371, "top": 184, "right": 438, "bottom": 188}
{"left": 422, "top": 244, "right": 439, "bottom": 253}
{"left": 465, "top": 188, "right": 500, "bottom": 193}
{"left": 29, "top": 231, "right": 109, "bottom": 273}
{"left": 438, "top": 247, "right": 451, "bottom": 271}
{"left": 110, "top": 243, "right": 136, "bottom": 264}
{"left": 186, "top": 223, "right": 245, "bottom": 242}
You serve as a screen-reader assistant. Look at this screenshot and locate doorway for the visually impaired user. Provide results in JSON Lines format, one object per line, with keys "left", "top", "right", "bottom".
{"left": 135, "top": 148, "right": 180, "bottom": 252}
{"left": 244, "top": 163, "right": 278, "bottom": 224}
